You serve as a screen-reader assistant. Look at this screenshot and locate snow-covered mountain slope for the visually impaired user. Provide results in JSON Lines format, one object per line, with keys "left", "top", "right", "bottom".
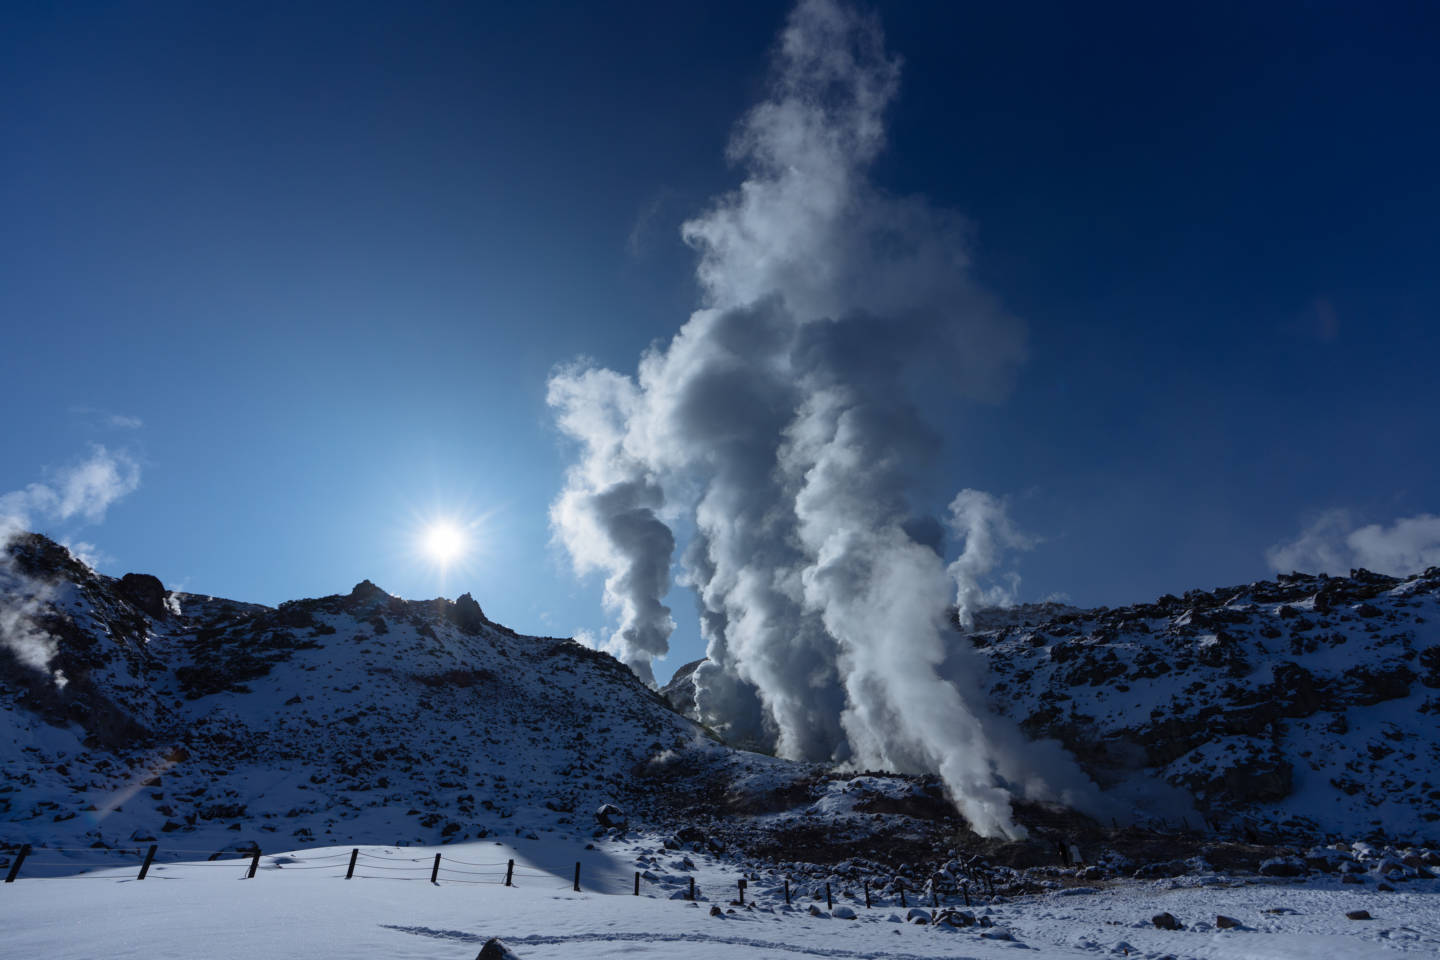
{"left": 0, "top": 534, "right": 700, "bottom": 854}
{"left": 5, "top": 531, "right": 1437, "bottom": 876}
{"left": 966, "top": 568, "right": 1440, "bottom": 842}
{"left": 659, "top": 569, "right": 1440, "bottom": 846}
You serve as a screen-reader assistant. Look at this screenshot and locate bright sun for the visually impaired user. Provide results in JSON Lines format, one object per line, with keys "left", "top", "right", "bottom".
{"left": 421, "top": 521, "right": 468, "bottom": 565}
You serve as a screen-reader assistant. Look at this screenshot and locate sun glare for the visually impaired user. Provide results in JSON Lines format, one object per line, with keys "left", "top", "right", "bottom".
{"left": 421, "top": 521, "right": 467, "bottom": 565}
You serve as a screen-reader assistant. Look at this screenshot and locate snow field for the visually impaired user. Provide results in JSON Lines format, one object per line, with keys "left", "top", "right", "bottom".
{"left": 4, "top": 838, "right": 1440, "bottom": 960}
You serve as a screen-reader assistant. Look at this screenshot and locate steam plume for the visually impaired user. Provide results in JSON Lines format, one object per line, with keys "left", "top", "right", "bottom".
{"left": 549, "top": 0, "right": 1100, "bottom": 836}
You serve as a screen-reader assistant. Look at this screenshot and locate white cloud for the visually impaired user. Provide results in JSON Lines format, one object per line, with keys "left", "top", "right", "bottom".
{"left": 0, "top": 446, "right": 142, "bottom": 682}
{"left": 0, "top": 445, "right": 141, "bottom": 539}
{"left": 69, "top": 405, "right": 144, "bottom": 430}
{"left": 1267, "top": 509, "right": 1440, "bottom": 577}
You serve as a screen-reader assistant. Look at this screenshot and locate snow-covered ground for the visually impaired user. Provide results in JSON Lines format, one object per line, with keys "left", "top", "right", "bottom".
{"left": 5, "top": 836, "right": 1438, "bottom": 960}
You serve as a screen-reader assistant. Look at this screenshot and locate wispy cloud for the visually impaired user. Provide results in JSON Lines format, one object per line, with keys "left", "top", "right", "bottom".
{"left": 70, "top": 405, "right": 144, "bottom": 430}
{"left": 625, "top": 188, "right": 678, "bottom": 259}
{"left": 0, "top": 445, "right": 142, "bottom": 683}
{"left": 1267, "top": 509, "right": 1440, "bottom": 577}
{"left": 0, "top": 445, "right": 141, "bottom": 539}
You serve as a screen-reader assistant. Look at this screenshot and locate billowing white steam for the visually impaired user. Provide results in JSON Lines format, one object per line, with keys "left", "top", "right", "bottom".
{"left": 550, "top": 0, "right": 1100, "bottom": 837}
{"left": 0, "top": 445, "right": 140, "bottom": 682}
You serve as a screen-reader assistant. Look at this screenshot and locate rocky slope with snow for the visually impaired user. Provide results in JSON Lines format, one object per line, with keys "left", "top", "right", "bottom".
{"left": 4, "top": 532, "right": 1437, "bottom": 878}
{"left": 0, "top": 534, "right": 700, "bottom": 855}
{"left": 966, "top": 567, "right": 1440, "bottom": 843}
{"left": 659, "top": 568, "right": 1440, "bottom": 848}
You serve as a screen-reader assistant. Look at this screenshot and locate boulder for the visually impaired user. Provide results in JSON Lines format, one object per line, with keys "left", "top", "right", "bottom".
{"left": 476, "top": 939, "right": 522, "bottom": 960}
{"left": 349, "top": 579, "right": 387, "bottom": 602}
{"left": 1152, "top": 912, "right": 1182, "bottom": 930}
{"left": 1259, "top": 856, "right": 1307, "bottom": 877}
{"left": 118, "top": 573, "right": 168, "bottom": 619}
{"left": 595, "top": 803, "right": 627, "bottom": 829}
{"left": 1215, "top": 915, "right": 1241, "bottom": 929}
{"left": 1346, "top": 910, "right": 1372, "bottom": 921}
{"left": 451, "top": 593, "right": 486, "bottom": 634}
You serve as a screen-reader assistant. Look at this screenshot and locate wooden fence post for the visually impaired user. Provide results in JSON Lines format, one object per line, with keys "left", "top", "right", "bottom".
{"left": 688, "top": 876, "right": 695, "bottom": 901}
{"left": 5, "top": 845, "right": 31, "bottom": 883}
{"left": 931, "top": 884, "right": 938, "bottom": 908}
{"left": 825, "top": 882, "right": 831, "bottom": 911}
{"left": 962, "top": 882, "right": 970, "bottom": 907}
{"left": 783, "top": 878, "right": 790, "bottom": 905}
{"left": 137, "top": 844, "right": 158, "bottom": 880}
{"left": 863, "top": 880, "right": 870, "bottom": 908}
{"left": 430, "top": 853, "right": 441, "bottom": 884}
{"left": 898, "top": 879, "right": 906, "bottom": 908}
{"left": 505, "top": 859, "right": 514, "bottom": 887}
{"left": 346, "top": 849, "right": 358, "bottom": 879}
{"left": 737, "top": 878, "right": 746, "bottom": 905}
{"left": 573, "top": 862, "right": 580, "bottom": 893}
{"left": 633, "top": 871, "right": 639, "bottom": 896}
{"left": 247, "top": 849, "right": 260, "bottom": 879}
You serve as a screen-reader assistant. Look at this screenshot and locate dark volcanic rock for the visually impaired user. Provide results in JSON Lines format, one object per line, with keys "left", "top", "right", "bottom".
{"left": 450, "top": 592, "right": 486, "bottom": 634}
{"left": 118, "top": 573, "right": 168, "bottom": 619}
{"left": 476, "top": 937, "right": 522, "bottom": 960}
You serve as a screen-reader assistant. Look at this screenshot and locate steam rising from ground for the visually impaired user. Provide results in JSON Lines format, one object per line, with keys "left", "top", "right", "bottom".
{"left": 0, "top": 446, "right": 140, "bottom": 682}
{"left": 550, "top": 0, "right": 1101, "bottom": 837}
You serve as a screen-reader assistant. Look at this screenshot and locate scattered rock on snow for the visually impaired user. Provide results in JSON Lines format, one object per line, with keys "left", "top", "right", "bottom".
{"left": 1152, "top": 912, "right": 1182, "bottom": 930}
{"left": 1346, "top": 910, "right": 1372, "bottom": 920}
{"left": 1215, "top": 915, "right": 1241, "bottom": 929}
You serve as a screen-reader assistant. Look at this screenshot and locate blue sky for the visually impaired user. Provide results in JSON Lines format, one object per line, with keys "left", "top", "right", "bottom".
{"left": 2, "top": 1, "right": 1437, "bottom": 682}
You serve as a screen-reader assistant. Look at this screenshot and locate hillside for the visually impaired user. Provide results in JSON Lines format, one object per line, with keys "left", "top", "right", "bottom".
{"left": 661, "top": 568, "right": 1440, "bottom": 845}
{"left": 0, "top": 534, "right": 698, "bottom": 855}
{"left": 4, "top": 531, "right": 1438, "bottom": 881}
{"left": 971, "top": 568, "right": 1440, "bottom": 842}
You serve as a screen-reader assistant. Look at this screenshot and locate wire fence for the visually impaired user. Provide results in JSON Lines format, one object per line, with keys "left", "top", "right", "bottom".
{"left": 1, "top": 843, "right": 652, "bottom": 894}
{"left": 3, "top": 842, "right": 1009, "bottom": 910}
